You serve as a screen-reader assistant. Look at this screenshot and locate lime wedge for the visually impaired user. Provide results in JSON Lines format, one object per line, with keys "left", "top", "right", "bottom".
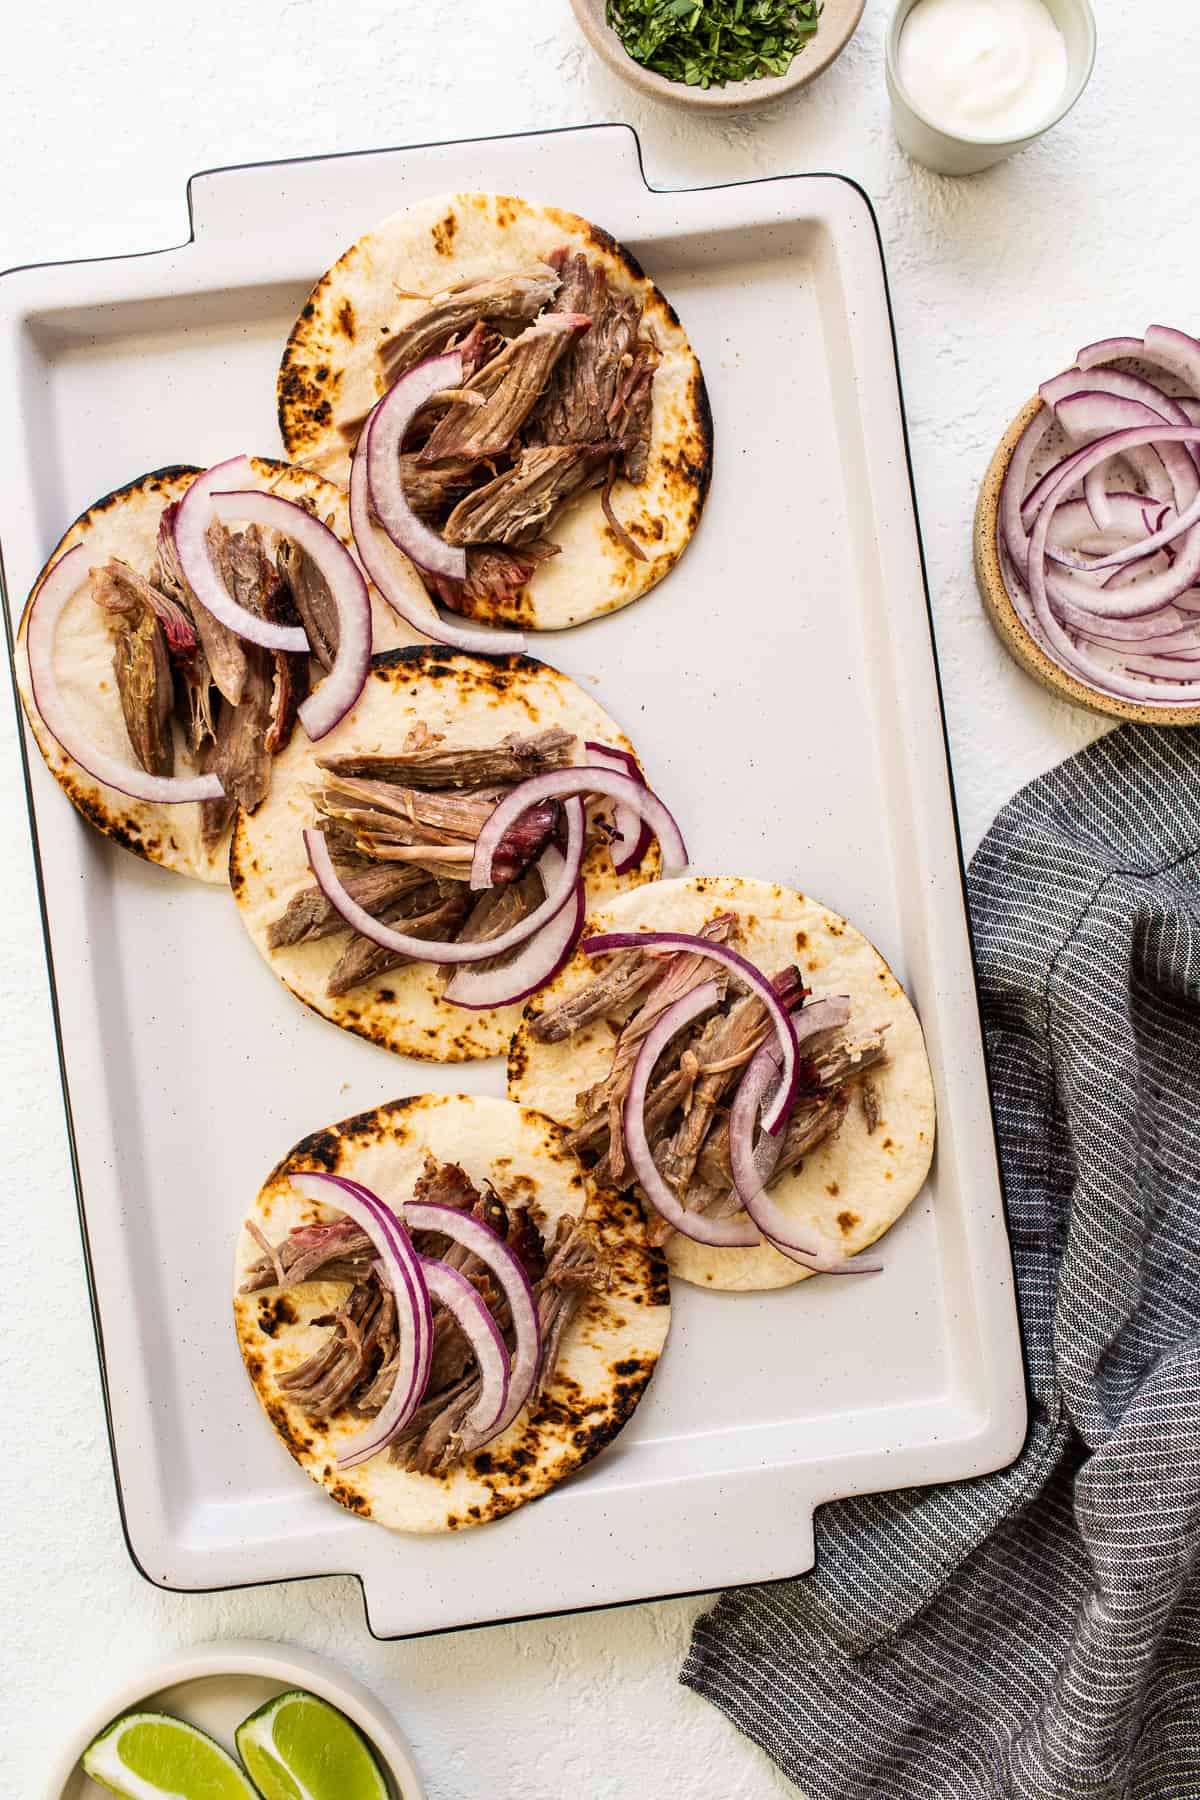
{"left": 82, "top": 1711, "right": 258, "bottom": 1799}
{"left": 235, "top": 1690, "right": 389, "bottom": 1800}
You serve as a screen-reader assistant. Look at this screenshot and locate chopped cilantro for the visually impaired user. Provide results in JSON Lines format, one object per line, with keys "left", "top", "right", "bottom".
{"left": 606, "top": 0, "right": 822, "bottom": 90}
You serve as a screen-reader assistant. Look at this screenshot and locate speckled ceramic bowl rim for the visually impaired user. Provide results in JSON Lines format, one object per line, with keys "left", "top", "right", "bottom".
{"left": 43, "top": 1638, "right": 427, "bottom": 1800}
{"left": 975, "top": 396, "right": 1200, "bottom": 725}
{"left": 886, "top": 0, "right": 1097, "bottom": 149}
{"left": 569, "top": 0, "right": 865, "bottom": 111}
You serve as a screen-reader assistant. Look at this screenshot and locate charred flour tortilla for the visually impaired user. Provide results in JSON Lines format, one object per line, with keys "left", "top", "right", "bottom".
{"left": 508, "top": 875, "right": 936, "bottom": 1292}
{"left": 277, "top": 190, "right": 711, "bottom": 630}
{"left": 13, "top": 458, "right": 420, "bottom": 883}
{"left": 233, "top": 1093, "right": 670, "bottom": 1533}
{"left": 230, "top": 645, "right": 661, "bottom": 1061}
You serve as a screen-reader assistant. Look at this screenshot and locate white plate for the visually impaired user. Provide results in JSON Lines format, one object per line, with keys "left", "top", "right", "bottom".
{"left": 0, "top": 124, "right": 1027, "bottom": 1638}
{"left": 45, "top": 1638, "right": 425, "bottom": 1800}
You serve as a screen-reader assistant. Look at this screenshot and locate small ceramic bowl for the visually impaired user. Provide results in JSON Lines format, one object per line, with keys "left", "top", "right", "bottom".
{"left": 886, "top": 0, "right": 1097, "bottom": 175}
{"left": 974, "top": 397, "right": 1200, "bottom": 726}
{"left": 570, "top": 0, "right": 865, "bottom": 111}
{"left": 44, "top": 1639, "right": 427, "bottom": 1800}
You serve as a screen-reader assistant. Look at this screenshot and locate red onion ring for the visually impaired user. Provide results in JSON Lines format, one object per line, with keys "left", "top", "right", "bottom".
{"left": 584, "top": 930, "right": 801, "bottom": 1133}
{"left": 304, "top": 800, "right": 584, "bottom": 966}
{"left": 418, "top": 1255, "right": 510, "bottom": 1436}
{"left": 1053, "top": 395, "right": 1197, "bottom": 539}
{"left": 286, "top": 1171, "right": 432, "bottom": 1471}
{"left": 584, "top": 741, "right": 654, "bottom": 875}
{"left": 172, "top": 457, "right": 309, "bottom": 653}
{"left": 1143, "top": 325, "right": 1200, "bottom": 402}
{"left": 1041, "top": 367, "right": 1194, "bottom": 430}
{"left": 208, "top": 488, "right": 371, "bottom": 741}
{"left": 349, "top": 410, "right": 525, "bottom": 655}
{"left": 1041, "top": 377, "right": 1195, "bottom": 520}
{"left": 1042, "top": 494, "right": 1177, "bottom": 573}
{"left": 366, "top": 352, "right": 468, "bottom": 580}
{"left": 471, "top": 768, "right": 687, "bottom": 893}
{"left": 1026, "top": 425, "right": 1200, "bottom": 702}
{"left": 442, "top": 853, "right": 584, "bottom": 1012}
{"left": 405, "top": 1199, "right": 542, "bottom": 1450}
{"left": 728, "top": 1000, "right": 882, "bottom": 1276}
{"left": 622, "top": 978, "right": 760, "bottom": 1247}
{"left": 1124, "top": 652, "right": 1200, "bottom": 678}
{"left": 25, "top": 544, "right": 225, "bottom": 805}
{"left": 1076, "top": 336, "right": 1146, "bottom": 370}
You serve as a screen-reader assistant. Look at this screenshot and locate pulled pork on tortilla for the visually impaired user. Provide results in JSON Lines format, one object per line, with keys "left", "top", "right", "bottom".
{"left": 14, "top": 459, "right": 421, "bottom": 882}
{"left": 508, "top": 875, "right": 936, "bottom": 1292}
{"left": 277, "top": 190, "right": 711, "bottom": 630}
{"left": 230, "top": 645, "right": 671, "bottom": 1061}
{"left": 234, "top": 1093, "right": 670, "bottom": 1533}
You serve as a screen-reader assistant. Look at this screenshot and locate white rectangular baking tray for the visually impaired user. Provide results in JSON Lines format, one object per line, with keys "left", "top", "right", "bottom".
{"left": 0, "top": 125, "right": 1026, "bottom": 1638}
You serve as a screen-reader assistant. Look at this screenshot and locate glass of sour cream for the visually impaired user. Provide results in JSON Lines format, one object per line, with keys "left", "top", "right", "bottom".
{"left": 885, "top": 0, "right": 1096, "bottom": 175}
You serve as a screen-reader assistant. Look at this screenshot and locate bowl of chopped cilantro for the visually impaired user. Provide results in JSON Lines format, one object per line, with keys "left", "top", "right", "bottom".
{"left": 571, "top": 0, "right": 864, "bottom": 108}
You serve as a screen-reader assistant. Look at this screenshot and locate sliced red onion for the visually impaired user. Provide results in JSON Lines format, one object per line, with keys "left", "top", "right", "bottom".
{"left": 584, "top": 929, "right": 800, "bottom": 1133}
{"left": 1124, "top": 652, "right": 1200, "bottom": 678}
{"left": 584, "top": 741, "right": 654, "bottom": 875}
{"left": 1048, "top": 397, "right": 1198, "bottom": 569}
{"left": 622, "top": 978, "right": 760, "bottom": 1247}
{"left": 1143, "top": 325, "right": 1200, "bottom": 400}
{"left": 1040, "top": 367, "right": 1194, "bottom": 428}
{"left": 442, "top": 854, "right": 584, "bottom": 1011}
{"left": 25, "top": 544, "right": 225, "bottom": 805}
{"left": 1043, "top": 493, "right": 1176, "bottom": 572}
{"left": 405, "top": 1199, "right": 542, "bottom": 1447}
{"left": 1076, "top": 336, "right": 1145, "bottom": 370}
{"left": 1041, "top": 372, "right": 1197, "bottom": 509}
{"left": 1026, "top": 426, "right": 1200, "bottom": 703}
{"left": 472, "top": 768, "right": 687, "bottom": 893}
{"left": 172, "top": 456, "right": 309, "bottom": 654}
{"left": 729, "top": 1003, "right": 883, "bottom": 1276}
{"left": 349, "top": 412, "right": 525, "bottom": 655}
{"left": 1077, "top": 618, "right": 1200, "bottom": 654}
{"left": 208, "top": 488, "right": 370, "bottom": 741}
{"left": 1080, "top": 488, "right": 1200, "bottom": 572}
{"left": 418, "top": 1256, "right": 509, "bottom": 1436}
{"left": 305, "top": 801, "right": 583, "bottom": 965}
{"left": 1054, "top": 395, "right": 1197, "bottom": 520}
{"left": 366, "top": 352, "right": 468, "bottom": 580}
{"left": 286, "top": 1171, "right": 431, "bottom": 1470}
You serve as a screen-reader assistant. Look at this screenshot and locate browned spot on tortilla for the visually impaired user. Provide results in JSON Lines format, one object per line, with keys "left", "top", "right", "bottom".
{"left": 336, "top": 299, "right": 355, "bottom": 339}
{"left": 882, "top": 1137, "right": 895, "bottom": 1150}
{"left": 432, "top": 212, "right": 457, "bottom": 255}
{"left": 330, "top": 1481, "right": 371, "bottom": 1517}
{"left": 837, "top": 1209, "right": 860, "bottom": 1234}
{"left": 826, "top": 1181, "right": 840, "bottom": 1197}
{"left": 807, "top": 957, "right": 823, "bottom": 972}
{"left": 795, "top": 931, "right": 808, "bottom": 949}
{"left": 826, "top": 917, "right": 845, "bottom": 936}
{"left": 257, "top": 1294, "right": 297, "bottom": 1337}
{"left": 266, "top": 1398, "right": 312, "bottom": 1459}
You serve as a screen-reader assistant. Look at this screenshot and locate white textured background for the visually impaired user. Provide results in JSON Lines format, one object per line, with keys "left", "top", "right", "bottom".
{"left": 1, "top": 2, "right": 1192, "bottom": 1793}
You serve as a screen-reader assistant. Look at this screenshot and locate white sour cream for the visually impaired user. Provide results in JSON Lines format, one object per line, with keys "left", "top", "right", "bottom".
{"left": 897, "top": 0, "right": 1069, "bottom": 141}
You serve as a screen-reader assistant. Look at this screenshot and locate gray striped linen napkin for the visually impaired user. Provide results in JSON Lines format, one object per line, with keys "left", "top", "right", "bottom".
{"left": 682, "top": 724, "right": 1200, "bottom": 1800}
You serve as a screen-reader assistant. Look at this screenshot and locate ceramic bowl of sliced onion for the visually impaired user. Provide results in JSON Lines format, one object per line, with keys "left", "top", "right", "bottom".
{"left": 975, "top": 325, "right": 1200, "bottom": 724}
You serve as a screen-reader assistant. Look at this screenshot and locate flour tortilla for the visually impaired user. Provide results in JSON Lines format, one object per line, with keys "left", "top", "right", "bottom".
{"left": 230, "top": 645, "right": 661, "bottom": 1060}
{"left": 13, "top": 458, "right": 423, "bottom": 883}
{"left": 277, "top": 190, "right": 711, "bottom": 630}
{"left": 233, "top": 1093, "right": 670, "bottom": 1533}
{"left": 508, "top": 875, "right": 937, "bottom": 1292}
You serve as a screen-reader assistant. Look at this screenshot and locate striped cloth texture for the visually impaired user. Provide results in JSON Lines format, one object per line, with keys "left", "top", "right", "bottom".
{"left": 682, "top": 725, "right": 1200, "bottom": 1800}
